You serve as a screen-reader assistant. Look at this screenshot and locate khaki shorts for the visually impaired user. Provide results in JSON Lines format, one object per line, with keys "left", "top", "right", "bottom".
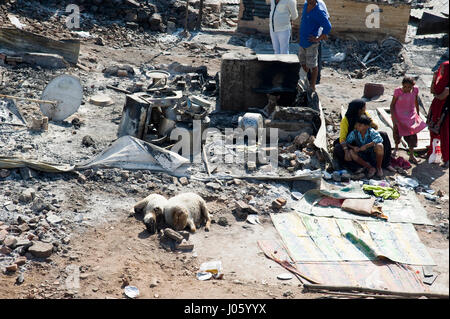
{"left": 298, "top": 43, "right": 319, "bottom": 69}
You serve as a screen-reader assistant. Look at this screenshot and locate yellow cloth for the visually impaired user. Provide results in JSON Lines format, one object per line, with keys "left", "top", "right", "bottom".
{"left": 339, "top": 112, "right": 379, "bottom": 143}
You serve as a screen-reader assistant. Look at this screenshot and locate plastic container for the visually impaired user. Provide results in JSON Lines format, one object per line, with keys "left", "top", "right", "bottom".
{"left": 369, "top": 179, "right": 390, "bottom": 187}
{"left": 199, "top": 261, "right": 223, "bottom": 279}
{"left": 428, "top": 138, "right": 442, "bottom": 164}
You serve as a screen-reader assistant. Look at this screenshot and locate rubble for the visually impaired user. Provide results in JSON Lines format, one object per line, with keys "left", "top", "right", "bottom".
{"left": 28, "top": 242, "right": 54, "bottom": 258}
{"left": 0, "top": 0, "right": 447, "bottom": 301}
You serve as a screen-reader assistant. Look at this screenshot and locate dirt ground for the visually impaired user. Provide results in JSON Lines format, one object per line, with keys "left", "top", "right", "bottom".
{"left": 1, "top": 11, "right": 449, "bottom": 299}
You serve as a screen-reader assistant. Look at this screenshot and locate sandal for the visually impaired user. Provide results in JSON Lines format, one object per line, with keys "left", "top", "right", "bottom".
{"left": 409, "top": 157, "right": 419, "bottom": 165}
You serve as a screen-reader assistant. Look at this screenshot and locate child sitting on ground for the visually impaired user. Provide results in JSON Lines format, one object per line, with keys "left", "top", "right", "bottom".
{"left": 390, "top": 77, "right": 427, "bottom": 164}
{"left": 343, "top": 115, "right": 385, "bottom": 178}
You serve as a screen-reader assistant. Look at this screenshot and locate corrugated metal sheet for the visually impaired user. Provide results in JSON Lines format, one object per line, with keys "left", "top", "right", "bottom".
{"left": 270, "top": 212, "right": 436, "bottom": 265}
{"left": 258, "top": 239, "right": 427, "bottom": 292}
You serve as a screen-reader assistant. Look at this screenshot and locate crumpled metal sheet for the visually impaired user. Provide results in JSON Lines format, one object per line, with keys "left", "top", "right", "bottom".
{"left": 0, "top": 136, "right": 191, "bottom": 176}
{"left": 0, "top": 99, "right": 27, "bottom": 126}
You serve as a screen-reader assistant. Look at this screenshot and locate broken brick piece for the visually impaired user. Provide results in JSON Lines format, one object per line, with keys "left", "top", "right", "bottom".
{"left": 6, "top": 264, "right": 18, "bottom": 272}
{"left": 272, "top": 197, "right": 287, "bottom": 209}
{"left": 163, "top": 228, "right": 184, "bottom": 243}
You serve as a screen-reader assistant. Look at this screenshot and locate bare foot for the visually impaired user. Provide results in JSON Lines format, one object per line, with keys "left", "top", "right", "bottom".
{"left": 376, "top": 168, "right": 383, "bottom": 178}
{"left": 367, "top": 167, "right": 376, "bottom": 178}
{"left": 409, "top": 156, "right": 419, "bottom": 165}
{"left": 386, "top": 165, "right": 396, "bottom": 172}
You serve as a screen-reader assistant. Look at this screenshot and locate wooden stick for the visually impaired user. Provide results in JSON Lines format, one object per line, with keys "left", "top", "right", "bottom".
{"left": 0, "top": 94, "right": 58, "bottom": 105}
{"left": 196, "top": 0, "right": 204, "bottom": 30}
{"left": 184, "top": 0, "right": 190, "bottom": 32}
{"left": 303, "top": 284, "right": 449, "bottom": 299}
{"left": 362, "top": 51, "right": 372, "bottom": 63}
{"left": 269, "top": 253, "right": 320, "bottom": 284}
{"left": 106, "top": 85, "right": 131, "bottom": 95}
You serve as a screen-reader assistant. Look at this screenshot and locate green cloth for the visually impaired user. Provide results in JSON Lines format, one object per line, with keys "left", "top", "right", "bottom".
{"left": 362, "top": 185, "right": 400, "bottom": 200}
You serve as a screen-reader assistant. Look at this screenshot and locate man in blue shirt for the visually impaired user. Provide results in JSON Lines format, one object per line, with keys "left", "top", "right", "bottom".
{"left": 343, "top": 115, "right": 385, "bottom": 178}
{"left": 299, "top": 0, "right": 331, "bottom": 91}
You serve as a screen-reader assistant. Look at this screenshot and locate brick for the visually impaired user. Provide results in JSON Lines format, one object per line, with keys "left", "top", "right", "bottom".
{"left": 363, "top": 83, "right": 385, "bottom": 99}
{"left": 176, "top": 239, "right": 194, "bottom": 251}
{"left": 163, "top": 228, "right": 184, "bottom": 243}
{"left": 6, "top": 264, "right": 18, "bottom": 272}
{"left": 0, "top": 245, "right": 12, "bottom": 255}
{"left": 15, "top": 256, "right": 27, "bottom": 266}
{"left": 28, "top": 242, "right": 53, "bottom": 258}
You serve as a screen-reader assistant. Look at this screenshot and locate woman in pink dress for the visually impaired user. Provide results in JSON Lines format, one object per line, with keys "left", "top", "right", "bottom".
{"left": 390, "top": 77, "right": 427, "bottom": 164}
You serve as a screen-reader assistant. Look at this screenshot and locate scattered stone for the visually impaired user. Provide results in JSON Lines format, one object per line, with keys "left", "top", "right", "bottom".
{"left": 46, "top": 214, "right": 63, "bottom": 225}
{"left": 176, "top": 239, "right": 194, "bottom": 251}
{"left": 0, "top": 245, "right": 12, "bottom": 254}
{"left": 4, "top": 236, "right": 18, "bottom": 249}
{"left": 0, "top": 169, "right": 10, "bottom": 178}
{"left": 218, "top": 216, "right": 229, "bottom": 227}
{"left": 293, "top": 132, "right": 311, "bottom": 149}
{"left": 82, "top": 135, "right": 96, "bottom": 147}
{"left": 272, "top": 197, "right": 287, "bottom": 209}
{"left": 15, "top": 256, "right": 27, "bottom": 266}
{"left": 18, "top": 224, "right": 30, "bottom": 232}
{"left": 28, "top": 242, "right": 53, "bottom": 258}
{"left": 206, "top": 182, "right": 221, "bottom": 190}
{"left": 6, "top": 264, "right": 18, "bottom": 272}
{"left": 72, "top": 117, "right": 82, "bottom": 129}
{"left": 163, "top": 228, "right": 184, "bottom": 243}
{"left": 31, "top": 198, "right": 48, "bottom": 213}
{"left": 179, "top": 177, "right": 189, "bottom": 185}
{"left": 149, "top": 277, "right": 158, "bottom": 288}
{"left": 0, "top": 229, "right": 7, "bottom": 243}
{"left": 15, "top": 238, "right": 32, "bottom": 249}
{"left": 178, "top": 231, "right": 190, "bottom": 241}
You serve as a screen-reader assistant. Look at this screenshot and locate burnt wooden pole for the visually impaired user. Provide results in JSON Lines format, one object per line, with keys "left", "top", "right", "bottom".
{"left": 184, "top": 0, "right": 190, "bottom": 32}
{"left": 196, "top": 0, "right": 204, "bottom": 30}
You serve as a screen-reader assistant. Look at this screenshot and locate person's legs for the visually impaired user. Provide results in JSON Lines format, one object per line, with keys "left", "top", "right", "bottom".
{"left": 374, "top": 143, "right": 384, "bottom": 177}
{"left": 317, "top": 42, "right": 322, "bottom": 84}
{"left": 270, "top": 28, "right": 281, "bottom": 54}
{"left": 405, "top": 134, "right": 419, "bottom": 164}
{"left": 379, "top": 131, "right": 394, "bottom": 170}
{"left": 310, "top": 67, "right": 319, "bottom": 91}
{"left": 305, "top": 43, "right": 319, "bottom": 91}
{"left": 278, "top": 29, "right": 291, "bottom": 54}
{"left": 392, "top": 124, "right": 401, "bottom": 157}
{"left": 440, "top": 115, "right": 449, "bottom": 166}
{"left": 298, "top": 47, "right": 308, "bottom": 72}
{"left": 350, "top": 149, "right": 375, "bottom": 177}
{"left": 333, "top": 140, "right": 363, "bottom": 172}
